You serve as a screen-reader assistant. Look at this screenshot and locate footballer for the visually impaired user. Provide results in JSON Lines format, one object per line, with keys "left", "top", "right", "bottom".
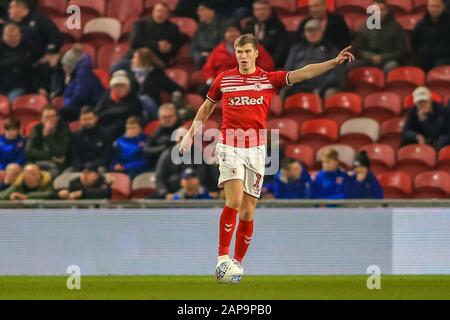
{"left": 179, "top": 33, "right": 355, "bottom": 274}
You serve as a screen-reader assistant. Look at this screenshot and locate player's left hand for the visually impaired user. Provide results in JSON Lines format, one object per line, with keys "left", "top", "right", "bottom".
{"left": 334, "top": 46, "right": 355, "bottom": 65}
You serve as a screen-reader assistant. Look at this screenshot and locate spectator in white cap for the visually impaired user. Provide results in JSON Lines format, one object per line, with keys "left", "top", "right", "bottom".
{"left": 401, "top": 86, "right": 450, "bottom": 150}
{"left": 94, "top": 70, "right": 143, "bottom": 140}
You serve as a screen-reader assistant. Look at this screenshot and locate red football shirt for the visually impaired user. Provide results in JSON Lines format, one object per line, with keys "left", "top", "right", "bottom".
{"left": 207, "top": 67, "right": 291, "bottom": 148}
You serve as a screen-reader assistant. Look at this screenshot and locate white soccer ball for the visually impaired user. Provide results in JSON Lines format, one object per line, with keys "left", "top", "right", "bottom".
{"left": 215, "top": 258, "right": 244, "bottom": 284}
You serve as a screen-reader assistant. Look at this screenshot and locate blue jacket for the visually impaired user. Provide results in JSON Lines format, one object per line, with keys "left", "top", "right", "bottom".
{"left": 63, "top": 54, "right": 104, "bottom": 108}
{"left": 312, "top": 168, "right": 351, "bottom": 199}
{"left": 266, "top": 165, "right": 313, "bottom": 199}
{"left": 111, "top": 133, "right": 148, "bottom": 177}
{"left": 347, "top": 171, "right": 384, "bottom": 199}
{"left": 0, "top": 135, "right": 26, "bottom": 170}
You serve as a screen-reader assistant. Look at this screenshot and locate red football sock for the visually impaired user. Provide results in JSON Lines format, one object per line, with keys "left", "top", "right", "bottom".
{"left": 233, "top": 219, "right": 254, "bottom": 263}
{"left": 218, "top": 206, "right": 238, "bottom": 256}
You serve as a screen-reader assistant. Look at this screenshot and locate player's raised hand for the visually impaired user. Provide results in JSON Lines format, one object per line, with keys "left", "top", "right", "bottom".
{"left": 334, "top": 46, "right": 355, "bottom": 65}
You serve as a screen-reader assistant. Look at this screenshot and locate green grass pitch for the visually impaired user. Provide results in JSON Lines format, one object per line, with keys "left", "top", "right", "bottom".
{"left": 1, "top": 275, "right": 450, "bottom": 300}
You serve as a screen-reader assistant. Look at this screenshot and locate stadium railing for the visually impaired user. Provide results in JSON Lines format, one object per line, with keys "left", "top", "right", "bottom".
{"left": 0, "top": 199, "right": 449, "bottom": 209}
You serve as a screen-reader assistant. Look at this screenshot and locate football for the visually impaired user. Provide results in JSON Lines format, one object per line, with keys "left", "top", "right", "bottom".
{"left": 214, "top": 258, "right": 244, "bottom": 284}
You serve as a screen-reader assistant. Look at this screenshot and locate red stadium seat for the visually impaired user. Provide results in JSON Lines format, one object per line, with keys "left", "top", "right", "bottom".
{"left": 93, "top": 68, "right": 110, "bottom": 90}
{"left": 403, "top": 91, "right": 442, "bottom": 109}
{"left": 281, "top": 16, "right": 305, "bottom": 32}
{"left": 339, "top": 118, "right": 380, "bottom": 150}
{"left": 363, "top": 92, "right": 402, "bottom": 124}
{"left": 413, "top": 171, "right": 450, "bottom": 199}
{"left": 119, "top": 19, "right": 135, "bottom": 43}
{"left": 131, "top": 172, "right": 157, "bottom": 199}
{"left": 267, "top": 118, "right": 299, "bottom": 143}
{"left": 347, "top": 67, "right": 385, "bottom": 99}
{"left": 170, "top": 17, "right": 198, "bottom": 39}
{"left": 12, "top": 95, "right": 48, "bottom": 129}
{"left": 82, "top": 18, "right": 122, "bottom": 50}
{"left": 106, "top": 173, "right": 131, "bottom": 200}
{"left": 270, "top": 94, "right": 283, "bottom": 117}
{"left": 97, "top": 43, "right": 129, "bottom": 72}
{"left": 437, "top": 146, "right": 450, "bottom": 172}
{"left": 144, "top": 120, "right": 161, "bottom": 137}
{"left": 53, "top": 17, "right": 82, "bottom": 42}
{"left": 23, "top": 120, "right": 40, "bottom": 137}
{"left": 189, "top": 70, "right": 206, "bottom": 88}
{"left": 0, "top": 95, "right": 10, "bottom": 118}
{"left": 284, "top": 144, "right": 315, "bottom": 168}
{"left": 69, "top": 0, "right": 105, "bottom": 16}
{"left": 61, "top": 43, "right": 96, "bottom": 65}
{"left": 377, "top": 171, "right": 412, "bottom": 198}
{"left": 386, "top": 66, "right": 426, "bottom": 100}
{"left": 379, "top": 117, "right": 406, "bottom": 151}
{"left": 269, "top": 0, "right": 297, "bottom": 16}
{"left": 165, "top": 68, "right": 189, "bottom": 90}
{"left": 359, "top": 144, "right": 396, "bottom": 175}
{"left": 323, "top": 93, "right": 362, "bottom": 126}
{"left": 41, "top": 0, "right": 68, "bottom": 17}
{"left": 426, "top": 65, "right": 450, "bottom": 98}
{"left": 107, "top": 0, "right": 143, "bottom": 24}
{"left": 173, "top": 44, "right": 196, "bottom": 74}
{"left": 300, "top": 118, "right": 339, "bottom": 153}
{"left": 335, "top": 0, "right": 372, "bottom": 21}
{"left": 396, "top": 144, "right": 437, "bottom": 180}
{"left": 387, "top": 0, "right": 413, "bottom": 16}
{"left": 348, "top": 15, "right": 368, "bottom": 33}
{"left": 185, "top": 93, "right": 204, "bottom": 113}
{"left": 284, "top": 93, "right": 322, "bottom": 124}
{"left": 396, "top": 13, "right": 423, "bottom": 31}
{"left": 317, "top": 144, "right": 356, "bottom": 169}
{"left": 51, "top": 96, "right": 65, "bottom": 110}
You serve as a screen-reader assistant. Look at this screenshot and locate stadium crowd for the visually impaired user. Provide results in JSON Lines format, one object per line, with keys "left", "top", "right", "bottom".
{"left": 0, "top": 0, "right": 449, "bottom": 201}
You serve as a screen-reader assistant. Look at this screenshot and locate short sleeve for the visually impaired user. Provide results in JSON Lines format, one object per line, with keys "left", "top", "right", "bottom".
{"left": 206, "top": 73, "right": 223, "bottom": 103}
{"left": 268, "top": 70, "right": 292, "bottom": 91}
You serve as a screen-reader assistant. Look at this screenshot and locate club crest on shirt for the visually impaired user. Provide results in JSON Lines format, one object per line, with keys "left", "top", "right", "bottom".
{"left": 336, "top": 177, "right": 343, "bottom": 185}
{"left": 254, "top": 82, "right": 263, "bottom": 91}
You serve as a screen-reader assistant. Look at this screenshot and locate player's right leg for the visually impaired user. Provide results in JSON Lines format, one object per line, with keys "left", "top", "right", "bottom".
{"left": 218, "top": 180, "right": 244, "bottom": 260}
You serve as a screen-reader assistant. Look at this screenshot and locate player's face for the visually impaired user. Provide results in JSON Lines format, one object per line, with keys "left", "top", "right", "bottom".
{"left": 235, "top": 44, "right": 258, "bottom": 71}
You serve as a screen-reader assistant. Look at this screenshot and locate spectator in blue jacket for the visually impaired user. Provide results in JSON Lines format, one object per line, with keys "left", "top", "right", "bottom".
{"left": 347, "top": 151, "right": 384, "bottom": 199}
{"left": 264, "top": 157, "right": 312, "bottom": 199}
{"left": 59, "top": 45, "right": 105, "bottom": 122}
{"left": 110, "top": 116, "right": 148, "bottom": 179}
{"left": 312, "top": 148, "right": 351, "bottom": 199}
{"left": 0, "top": 117, "right": 25, "bottom": 170}
{"left": 170, "top": 168, "right": 214, "bottom": 200}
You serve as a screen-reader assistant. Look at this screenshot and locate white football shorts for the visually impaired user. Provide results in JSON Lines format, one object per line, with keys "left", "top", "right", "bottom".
{"left": 215, "top": 142, "right": 266, "bottom": 198}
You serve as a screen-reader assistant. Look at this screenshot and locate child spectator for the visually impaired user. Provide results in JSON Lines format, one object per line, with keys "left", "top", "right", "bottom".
{"left": 0, "top": 117, "right": 25, "bottom": 170}
{"left": 110, "top": 116, "right": 148, "bottom": 179}
{"left": 264, "top": 158, "right": 312, "bottom": 199}
{"left": 0, "top": 164, "right": 53, "bottom": 200}
{"left": 170, "top": 168, "right": 214, "bottom": 200}
{"left": 347, "top": 151, "right": 384, "bottom": 199}
{"left": 58, "top": 163, "right": 112, "bottom": 200}
{"left": 312, "top": 148, "right": 350, "bottom": 199}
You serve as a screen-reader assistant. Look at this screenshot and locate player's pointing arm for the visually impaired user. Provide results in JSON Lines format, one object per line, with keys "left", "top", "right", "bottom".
{"left": 287, "top": 46, "right": 355, "bottom": 85}
{"left": 179, "top": 99, "right": 216, "bottom": 154}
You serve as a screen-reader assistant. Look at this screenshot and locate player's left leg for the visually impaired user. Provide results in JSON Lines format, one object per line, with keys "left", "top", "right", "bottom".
{"left": 233, "top": 193, "right": 257, "bottom": 263}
